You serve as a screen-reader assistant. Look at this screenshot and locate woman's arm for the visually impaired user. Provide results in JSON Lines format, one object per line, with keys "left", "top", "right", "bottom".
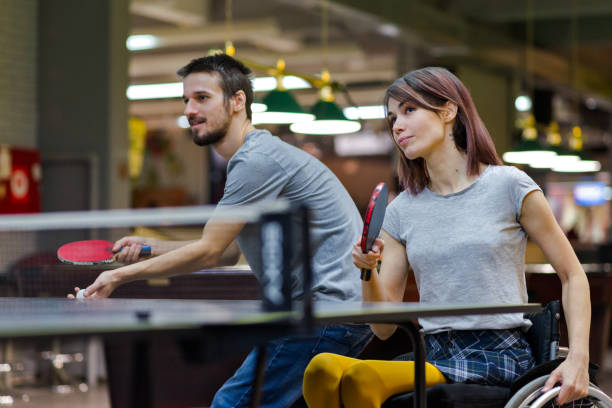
{"left": 352, "top": 229, "right": 410, "bottom": 339}
{"left": 520, "top": 190, "right": 590, "bottom": 404}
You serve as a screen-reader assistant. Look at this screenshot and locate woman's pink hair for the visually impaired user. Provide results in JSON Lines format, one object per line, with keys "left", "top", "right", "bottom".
{"left": 384, "top": 67, "right": 502, "bottom": 194}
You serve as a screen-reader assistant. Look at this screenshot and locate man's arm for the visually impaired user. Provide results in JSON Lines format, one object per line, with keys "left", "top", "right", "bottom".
{"left": 81, "top": 219, "right": 244, "bottom": 298}
{"left": 114, "top": 237, "right": 241, "bottom": 266}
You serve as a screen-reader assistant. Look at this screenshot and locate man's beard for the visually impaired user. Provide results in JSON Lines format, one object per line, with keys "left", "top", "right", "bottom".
{"left": 191, "top": 112, "right": 231, "bottom": 146}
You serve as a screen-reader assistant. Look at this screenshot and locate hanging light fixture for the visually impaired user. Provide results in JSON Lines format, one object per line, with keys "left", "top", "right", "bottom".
{"left": 528, "top": 121, "right": 579, "bottom": 169}
{"left": 502, "top": 114, "right": 557, "bottom": 165}
{"left": 221, "top": 0, "right": 269, "bottom": 116}
{"left": 290, "top": 71, "right": 361, "bottom": 135}
{"left": 252, "top": 59, "right": 315, "bottom": 125}
{"left": 553, "top": 126, "right": 601, "bottom": 173}
{"left": 552, "top": 1, "right": 600, "bottom": 174}
{"left": 289, "top": 0, "right": 360, "bottom": 135}
{"left": 502, "top": 0, "right": 555, "bottom": 166}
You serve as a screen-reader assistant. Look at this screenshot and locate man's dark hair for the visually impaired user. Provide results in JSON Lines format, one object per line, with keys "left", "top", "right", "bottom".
{"left": 177, "top": 54, "right": 254, "bottom": 120}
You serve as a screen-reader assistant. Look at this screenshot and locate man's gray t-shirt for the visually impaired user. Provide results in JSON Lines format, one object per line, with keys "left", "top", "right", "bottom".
{"left": 217, "top": 129, "right": 363, "bottom": 302}
{"left": 383, "top": 165, "right": 541, "bottom": 333}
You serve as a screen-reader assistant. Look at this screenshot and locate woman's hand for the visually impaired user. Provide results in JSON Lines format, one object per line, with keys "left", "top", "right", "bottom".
{"left": 541, "top": 353, "right": 589, "bottom": 404}
{"left": 352, "top": 237, "right": 384, "bottom": 271}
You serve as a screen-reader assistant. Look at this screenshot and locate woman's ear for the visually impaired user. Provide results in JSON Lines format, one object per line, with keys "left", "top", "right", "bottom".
{"left": 442, "top": 101, "right": 458, "bottom": 123}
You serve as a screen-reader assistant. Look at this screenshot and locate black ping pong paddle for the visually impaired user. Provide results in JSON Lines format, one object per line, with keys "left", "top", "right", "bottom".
{"left": 57, "top": 240, "right": 151, "bottom": 265}
{"left": 360, "top": 182, "right": 388, "bottom": 281}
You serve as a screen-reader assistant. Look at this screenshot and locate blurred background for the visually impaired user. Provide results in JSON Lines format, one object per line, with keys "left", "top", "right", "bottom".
{"left": 1, "top": 0, "right": 612, "bottom": 406}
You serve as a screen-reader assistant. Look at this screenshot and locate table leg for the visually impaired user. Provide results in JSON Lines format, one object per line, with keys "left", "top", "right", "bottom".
{"left": 132, "top": 339, "right": 151, "bottom": 408}
{"left": 398, "top": 322, "right": 426, "bottom": 408}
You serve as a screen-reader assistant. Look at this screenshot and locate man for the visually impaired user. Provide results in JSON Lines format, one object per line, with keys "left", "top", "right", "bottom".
{"left": 73, "top": 54, "right": 372, "bottom": 408}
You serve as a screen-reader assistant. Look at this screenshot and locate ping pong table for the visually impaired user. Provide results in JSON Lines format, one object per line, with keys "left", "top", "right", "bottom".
{"left": 0, "top": 297, "right": 540, "bottom": 408}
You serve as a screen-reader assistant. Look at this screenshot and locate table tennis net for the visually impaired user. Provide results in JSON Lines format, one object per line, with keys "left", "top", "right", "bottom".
{"left": 0, "top": 202, "right": 297, "bottom": 303}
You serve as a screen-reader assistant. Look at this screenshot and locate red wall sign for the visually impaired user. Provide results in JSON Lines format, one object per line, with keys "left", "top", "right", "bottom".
{"left": 0, "top": 146, "right": 41, "bottom": 214}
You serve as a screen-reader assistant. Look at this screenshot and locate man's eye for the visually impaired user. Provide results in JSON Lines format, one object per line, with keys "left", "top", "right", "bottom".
{"left": 198, "top": 95, "right": 208, "bottom": 101}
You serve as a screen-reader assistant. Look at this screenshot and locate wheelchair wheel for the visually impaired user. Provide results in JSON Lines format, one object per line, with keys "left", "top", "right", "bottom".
{"left": 504, "top": 375, "right": 612, "bottom": 408}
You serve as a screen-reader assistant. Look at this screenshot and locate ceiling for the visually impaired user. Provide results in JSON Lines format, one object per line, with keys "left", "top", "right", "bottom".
{"left": 128, "top": 0, "right": 612, "bottom": 132}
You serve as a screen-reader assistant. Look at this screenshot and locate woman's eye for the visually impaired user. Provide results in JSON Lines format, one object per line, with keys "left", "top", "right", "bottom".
{"left": 405, "top": 107, "right": 415, "bottom": 113}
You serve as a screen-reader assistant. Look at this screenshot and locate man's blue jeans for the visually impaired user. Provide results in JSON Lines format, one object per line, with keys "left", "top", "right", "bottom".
{"left": 211, "top": 323, "right": 373, "bottom": 408}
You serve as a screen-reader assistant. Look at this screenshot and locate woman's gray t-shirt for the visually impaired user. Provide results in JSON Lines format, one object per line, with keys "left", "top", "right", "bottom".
{"left": 217, "top": 129, "right": 363, "bottom": 302}
{"left": 383, "top": 165, "right": 541, "bottom": 333}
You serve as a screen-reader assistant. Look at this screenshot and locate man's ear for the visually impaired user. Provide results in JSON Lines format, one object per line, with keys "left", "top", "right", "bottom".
{"left": 231, "top": 90, "right": 247, "bottom": 113}
{"left": 442, "top": 101, "right": 458, "bottom": 123}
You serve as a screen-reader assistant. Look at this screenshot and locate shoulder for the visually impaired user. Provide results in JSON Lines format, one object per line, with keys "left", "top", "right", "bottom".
{"left": 487, "top": 164, "right": 532, "bottom": 181}
{"left": 228, "top": 130, "right": 280, "bottom": 168}
{"left": 386, "top": 190, "right": 418, "bottom": 214}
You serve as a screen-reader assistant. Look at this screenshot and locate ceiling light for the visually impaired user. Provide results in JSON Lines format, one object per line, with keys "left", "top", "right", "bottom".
{"left": 127, "top": 75, "right": 310, "bottom": 101}
{"left": 552, "top": 160, "right": 601, "bottom": 173}
{"left": 251, "top": 102, "right": 267, "bottom": 113}
{"left": 177, "top": 115, "right": 190, "bottom": 129}
{"left": 503, "top": 115, "right": 556, "bottom": 166}
{"left": 343, "top": 105, "right": 385, "bottom": 120}
{"left": 514, "top": 95, "right": 532, "bottom": 112}
{"left": 126, "top": 35, "right": 159, "bottom": 51}
{"left": 290, "top": 98, "right": 361, "bottom": 135}
{"left": 127, "top": 83, "right": 182, "bottom": 100}
{"left": 252, "top": 76, "right": 311, "bottom": 92}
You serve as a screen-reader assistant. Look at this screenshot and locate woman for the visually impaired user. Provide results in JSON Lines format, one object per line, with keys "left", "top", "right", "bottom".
{"left": 302, "top": 67, "right": 591, "bottom": 408}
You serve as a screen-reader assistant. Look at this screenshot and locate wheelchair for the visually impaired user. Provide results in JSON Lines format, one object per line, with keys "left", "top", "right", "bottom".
{"left": 382, "top": 301, "right": 612, "bottom": 408}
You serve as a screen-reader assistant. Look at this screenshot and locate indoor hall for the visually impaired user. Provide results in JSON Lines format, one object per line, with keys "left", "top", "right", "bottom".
{"left": 1, "top": 0, "right": 612, "bottom": 407}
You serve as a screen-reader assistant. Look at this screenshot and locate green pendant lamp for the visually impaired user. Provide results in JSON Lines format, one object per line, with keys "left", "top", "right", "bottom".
{"left": 502, "top": 114, "right": 557, "bottom": 165}
{"left": 252, "top": 60, "right": 315, "bottom": 125}
{"left": 552, "top": 126, "right": 601, "bottom": 173}
{"left": 289, "top": 72, "right": 361, "bottom": 135}
{"left": 528, "top": 121, "right": 579, "bottom": 169}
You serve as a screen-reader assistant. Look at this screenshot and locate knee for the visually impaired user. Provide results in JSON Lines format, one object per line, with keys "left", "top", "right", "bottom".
{"left": 340, "top": 361, "right": 384, "bottom": 402}
{"left": 304, "top": 353, "right": 345, "bottom": 389}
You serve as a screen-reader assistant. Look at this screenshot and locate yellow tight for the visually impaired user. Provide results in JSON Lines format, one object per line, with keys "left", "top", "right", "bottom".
{"left": 302, "top": 353, "right": 447, "bottom": 408}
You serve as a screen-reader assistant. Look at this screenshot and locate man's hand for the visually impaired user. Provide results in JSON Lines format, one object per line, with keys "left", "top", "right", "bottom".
{"left": 66, "top": 270, "right": 119, "bottom": 299}
{"left": 113, "top": 236, "right": 156, "bottom": 263}
{"left": 541, "top": 354, "right": 589, "bottom": 404}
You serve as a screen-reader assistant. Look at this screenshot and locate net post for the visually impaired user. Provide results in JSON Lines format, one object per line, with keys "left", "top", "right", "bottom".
{"left": 299, "top": 205, "right": 313, "bottom": 332}
{"left": 260, "top": 209, "right": 293, "bottom": 312}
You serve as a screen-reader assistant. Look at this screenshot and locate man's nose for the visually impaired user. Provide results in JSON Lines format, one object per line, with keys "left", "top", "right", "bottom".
{"left": 184, "top": 100, "right": 196, "bottom": 116}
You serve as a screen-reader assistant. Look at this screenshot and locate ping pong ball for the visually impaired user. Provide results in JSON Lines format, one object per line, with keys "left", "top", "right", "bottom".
{"left": 76, "top": 289, "right": 85, "bottom": 299}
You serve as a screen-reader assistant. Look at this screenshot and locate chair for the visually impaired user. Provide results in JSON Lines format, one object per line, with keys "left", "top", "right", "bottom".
{"left": 382, "top": 301, "right": 612, "bottom": 408}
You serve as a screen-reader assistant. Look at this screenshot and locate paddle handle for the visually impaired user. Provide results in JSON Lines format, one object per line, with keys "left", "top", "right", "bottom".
{"left": 116, "top": 245, "right": 151, "bottom": 257}
{"left": 360, "top": 260, "right": 381, "bottom": 281}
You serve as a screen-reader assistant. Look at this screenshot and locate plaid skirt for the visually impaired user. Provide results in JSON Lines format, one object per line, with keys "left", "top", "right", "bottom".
{"left": 425, "top": 329, "right": 535, "bottom": 386}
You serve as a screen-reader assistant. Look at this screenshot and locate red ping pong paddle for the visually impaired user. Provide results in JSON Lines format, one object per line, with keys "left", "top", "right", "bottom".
{"left": 57, "top": 240, "right": 151, "bottom": 265}
{"left": 360, "top": 182, "right": 388, "bottom": 281}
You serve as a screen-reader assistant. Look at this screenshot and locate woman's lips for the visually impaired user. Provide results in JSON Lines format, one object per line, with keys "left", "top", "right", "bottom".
{"left": 397, "top": 135, "right": 412, "bottom": 145}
